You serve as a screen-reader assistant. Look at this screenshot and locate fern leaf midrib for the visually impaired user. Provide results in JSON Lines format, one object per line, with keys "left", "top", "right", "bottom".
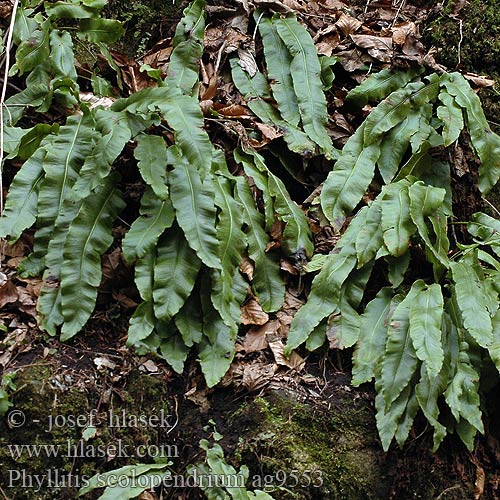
{"left": 57, "top": 118, "right": 84, "bottom": 219}
{"left": 76, "top": 186, "right": 117, "bottom": 280}
{"left": 281, "top": 17, "right": 319, "bottom": 130}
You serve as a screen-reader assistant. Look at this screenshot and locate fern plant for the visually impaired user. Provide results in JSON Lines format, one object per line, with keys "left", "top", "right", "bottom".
{"left": 285, "top": 69, "right": 500, "bottom": 451}
{"left": 2, "top": 0, "right": 500, "bottom": 454}
{"left": 0, "top": 1, "right": 325, "bottom": 386}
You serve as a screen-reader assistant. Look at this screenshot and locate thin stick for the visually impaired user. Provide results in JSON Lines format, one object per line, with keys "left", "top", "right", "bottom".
{"left": 0, "top": 0, "right": 20, "bottom": 261}
{"left": 483, "top": 196, "right": 500, "bottom": 217}
{"left": 390, "top": 0, "right": 406, "bottom": 28}
{"left": 457, "top": 19, "right": 463, "bottom": 66}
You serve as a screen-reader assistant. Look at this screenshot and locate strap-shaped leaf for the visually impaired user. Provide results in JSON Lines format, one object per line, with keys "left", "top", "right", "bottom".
{"left": 327, "top": 263, "right": 374, "bottom": 350}
{"left": 444, "top": 341, "right": 484, "bottom": 450}
{"left": 210, "top": 174, "right": 247, "bottom": 328}
{"left": 36, "top": 113, "right": 97, "bottom": 334}
{"left": 198, "top": 288, "right": 236, "bottom": 387}
{"left": 49, "top": 29, "right": 77, "bottom": 80}
{"left": 77, "top": 18, "right": 124, "bottom": 44}
{"left": 45, "top": 1, "right": 99, "bottom": 19}
{"left": 235, "top": 178, "right": 285, "bottom": 313}
{"left": 375, "top": 374, "right": 418, "bottom": 451}
{"left": 306, "top": 319, "right": 327, "bottom": 351}
{"left": 230, "top": 59, "right": 316, "bottom": 156}
{"left": 442, "top": 72, "right": 500, "bottom": 193}
{"left": 168, "top": 150, "right": 221, "bottom": 270}
{"left": 122, "top": 187, "right": 175, "bottom": 262}
{"left": 15, "top": 123, "right": 60, "bottom": 161}
{"left": 5, "top": 73, "right": 51, "bottom": 126}
{"left": 346, "top": 68, "right": 423, "bottom": 107}
{"left": 363, "top": 82, "right": 425, "bottom": 145}
{"left": 127, "top": 301, "right": 155, "bottom": 347}
{"left": 273, "top": 14, "right": 333, "bottom": 157}
{"left": 234, "top": 148, "right": 275, "bottom": 231}
{"left": 321, "top": 125, "right": 381, "bottom": 229}
{"left": 285, "top": 208, "right": 368, "bottom": 355}
{"left": 355, "top": 198, "right": 383, "bottom": 267}
{"left": 175, "top": 289, "right": 203, "bottom": 347}
{"left": 380, "top": 179, "right": 416, "bottom": 257}
{"left": 468, "top": 212, "right": 500, "bottom": 252}
{"left": 381, "top": 291, "right": 419, "bottom": 408}
{"left": 71, "top": 109, "right": 132, "bottom": 200}
{"left": 160, "top": 93, "right": 213, "bottom": 180}
{"left": 437, "top": 89, "right": 463, "bottom": 146}
{"left": 14, "top": 6, "right": 37, "bottom": 45}
{"left": 257, "top": 14, "right": 300, "bottom": 127}
{"left": 153, "top": 225, "right": 201, "bottom": 322}
{"left": 12, "top": 18, "right": 50, "bottom": 76}
{"left": 35, "top": 112, "right": 96, "bottom": 270}
{"left": 60, "top": 174, "right": 125, "bottom": 340}
{"left": 450, "top": 253, "right": 493, "bottom": 347}
{"left": 415, "top": 313, "right": 457, "bottom": 451}
{"left": 386, "top": 253, "right": 410, "bottom": 288}
{"left": 415, "top": 367, "right": 447, "bottom": 451}
{"left": 409, "top": 281, "right": 444, "bottom": 379}
{"left": 154, "top": 321, "right": 190, "bottom": 374}
{"left": 377, "top": 109, "right": 420, "bottom": 183}
{"left": 352, "top": 287, "right": 393, "bottom": 386}
{"left": 238, "top": 148, "right": 313, "bottom": 256}
{"left": 134, "top": 247, "right": 155, "bottom": 302}
{"left": 0, "top": 148, "right": 46, "bottom": 241}
{"left": 166, "top": 0, "right": 205, "bottom": 92}
{"left": 134, "top": 134, "right": 169, "bottom": 200}
{"left": 327, "top": 301, "right": 360, "bottom": 350}
{"left": 408, "top": 181, "right": 449, "bottom": 269}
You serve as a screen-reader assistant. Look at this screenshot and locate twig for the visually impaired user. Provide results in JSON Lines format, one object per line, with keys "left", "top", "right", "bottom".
{"left": 0, "top": 0, "right": 20, "bottom": 261}
{"left": 253, "top": 11, "right": 265, "bottom": 41}
{"left": 0, "top": 485, "right": 11, "bottom": 500}
{"left": 390, "top": 0, "right": 406, "bottom": 28}
{"left": 457, "top": 19, "right": 463, "bottom": 66}
{"left": 435, "top": 485, "right": 463, "bottom": 500}
{"left": 482, "top": 196, "right": 500, "bottom": 217}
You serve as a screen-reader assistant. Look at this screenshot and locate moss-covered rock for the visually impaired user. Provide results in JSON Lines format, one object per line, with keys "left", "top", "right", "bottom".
{"left": 0, "top": 364, "right": 172, "bottom": 499}
{"left": 225, "top": 388, "right": 471, "bottom": 500}
{"left": 228, "top": 390, "right": 386, "bottom": 499}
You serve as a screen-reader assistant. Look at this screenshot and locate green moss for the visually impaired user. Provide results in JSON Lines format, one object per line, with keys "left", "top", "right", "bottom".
{"left": 424, "top": 0, "right": 500, "bottom": 131}
{"left": 227, "top": 390, "right": 471, "bottom": 500}
{"left": 229, "top": 391, "right": 386, "bottom": 500}
{"left": 0, "top": 363, "right": 172, "bottom": 499}
{"left": 104, "top": 0, "right": 182, "bottom": 57}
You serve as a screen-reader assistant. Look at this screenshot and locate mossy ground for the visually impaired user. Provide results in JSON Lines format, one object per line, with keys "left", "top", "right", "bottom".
{"left": 0, "top": 362, "right": 173, "bottom": 499}
{"left": 104, "top": 0, "right": 184, "bottom": 57}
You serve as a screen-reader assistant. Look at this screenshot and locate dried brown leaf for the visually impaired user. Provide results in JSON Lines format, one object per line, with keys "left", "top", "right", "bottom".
{"left": 239, "top": 257, "right": 255, "bottom": 281}
{"left": 268, "top": 339, "right": 305, "bottom": 371}
{"left": 463, "top": 73, "right": 495, "bottom": 88}
{"left": 237, "top": 48, "right": 258, "bottom": 77}
{"left": 335, "top": 47, "right": 372, "bottom": 72}
{"left": 350, "top": 34, "right": 392, "bottom": 62}
{"left": 241, "top": 299, "right": 269, "bottom": 325}
{"left": 336, "top": 13, "right": 362, "bottom": 36}
{"left": 0, "top": 280, "right": 18, "bottom": 309}
{"left": 240, "top": 319, "right": 281, "bottom": 353}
